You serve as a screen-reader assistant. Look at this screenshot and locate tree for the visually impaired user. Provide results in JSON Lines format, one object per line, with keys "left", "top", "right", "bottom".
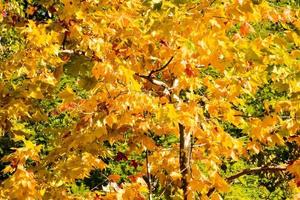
{"left": 0, "top": 0, "right": 299, "bottom": 199}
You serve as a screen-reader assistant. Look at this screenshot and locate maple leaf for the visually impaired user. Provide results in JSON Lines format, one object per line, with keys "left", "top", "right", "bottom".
{"left": 213, "top": 173, "right": 230, "bottom": 193}
{"left": 240, "top": 22, "right": 252, "bottom": 36}
{"left": 58, "top": 87, "right": 76, "bottom": 103}
{"left": 288, "top": 160, "right": 300, "bottom": 179}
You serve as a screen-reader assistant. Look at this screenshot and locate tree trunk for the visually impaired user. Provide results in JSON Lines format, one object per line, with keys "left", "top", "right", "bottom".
{"left": 179, "top": 123, "right": 191, "bottom": 200}
{"left": 145, "top": 149, "right": 153, "bottom": 200}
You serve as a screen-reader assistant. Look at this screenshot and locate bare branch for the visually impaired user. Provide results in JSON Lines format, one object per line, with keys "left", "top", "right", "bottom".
{"left": 59, "top": 49, "right": 85, "bottom": 55}
{"left": 226, "top": 165, "right": 287, "bottom": 182}
{"left": 207, "top": 165, "right": 288, "bottom": 197}
{"left": 149, "top": 56, "right": 174, "bottom": 77}
{"left": 135, "top": 56, "right": 174, "bottom": 79}
{"left": 135, "top": 73, "right": 171, "bottom": 91}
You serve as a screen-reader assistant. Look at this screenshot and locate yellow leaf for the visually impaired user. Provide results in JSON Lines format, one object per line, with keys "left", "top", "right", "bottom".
{"left": 291, "top": 50, "right": 300, "bottom": 59}
{"left": 269, "top": 134, "right": 285, "bottom": 146}
{"left": 119, "top": 66, "right": 141, "bottom": 92}
{"left": 166, "top": 104, "right": 178, "bottom": 122}
{"left": 189, "top": 179, "right": 208, "bottom": 193}
{"left": 211, "top": 192, "right": 223, "bottom": 200}
{"left": 170, "top": 171, "right": 182, "bottom": 181}
{"left": 40, "top": 188, "right": 46, "bottom": 196}
{"left": 94, "top": 125, "right": 108, "bottom": 137}
{"left": 29, "top": 86, "right": 44, "bottom": 99}
{"left": 94, "top": 158, "right": 106, "bottom": 170}
{"left": 105, "top": 114, "right": 118, "bottom": 127}
{"left": 247, "top": 141, "right": 261, "bottom": 154}
{"left": 13, "top": 135, "right": 26, "bottom": 142}
{"left": 2, "top": 166, "right": 15, "bottom": 174}
{"left": 214, "top": 173, "right": 230, "bottom": 193}
{"left": 58, "top": 87, "right": 75, "bottom": 103}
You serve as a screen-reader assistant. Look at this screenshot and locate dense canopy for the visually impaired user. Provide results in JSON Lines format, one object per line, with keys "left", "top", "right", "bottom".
{"left": 0, "top": 0, "right": 299, "bottom": 199}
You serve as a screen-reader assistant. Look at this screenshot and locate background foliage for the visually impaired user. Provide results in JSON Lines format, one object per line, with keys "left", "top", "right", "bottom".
{"left": 0, "top": 0, "right": 299, "bottom": 199}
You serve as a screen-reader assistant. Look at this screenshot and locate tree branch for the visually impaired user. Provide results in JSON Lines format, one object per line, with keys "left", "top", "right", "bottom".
{"left": 179, "top": 123, "right": 192, "bottom": 200}
{"left": 149, "top": 56, "right": 174, "bottom": 77}
{"left": 135, "top": 56, "right": 173, "bottom": 82}
{"left": 207, "top": 165, "right": 287, "bottom": 197}
{"left": 145, "top": 149, "right": 153, "bottom": 200}
{"left": 59, "top": 49, "right": 85, "bottom": 55}
{"left": 135, "top": 56, "right": 174, "bottom": 93}
{"left": 226, "top": 165, "right": 287, "bottom": 182}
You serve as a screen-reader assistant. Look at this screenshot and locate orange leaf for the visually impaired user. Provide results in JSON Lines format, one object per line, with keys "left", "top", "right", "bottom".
{"left": 287, "top": 160, "right": 300, "bottom": 178}
{"left": 108, "top": 174, "right": 121, "bottom": 182}
{"left": 240, "top": 22, "right": 252, "bottom": 36}
{"left": 211, "top": 192, "right": 222, "bottom": 200}
{"left": 185, "top": 65, "right": 195, "bottom": 77}
{"left": 214, "top": 173, "right": 230, "bottom": 192}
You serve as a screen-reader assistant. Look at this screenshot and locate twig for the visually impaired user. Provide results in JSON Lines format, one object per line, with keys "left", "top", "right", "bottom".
{"left": 112, "top": 90, "right": 128, "bottom": 100}
{"left": 208, "top": 0, "right": 217, "bottom": 7}
{"left": 187, "top": 0, "right": 217, "bottom": 12}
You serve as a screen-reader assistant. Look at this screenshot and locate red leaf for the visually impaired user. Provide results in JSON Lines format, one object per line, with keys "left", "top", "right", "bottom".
{"left": 115, "top": 152, "right": 128, "bottom": 161}
{"left": 185, "top": 65, "right": 195, "bottom": 77}
{"left": 2, "top": 11, "right": 7, "bottom": 17}
{"left": 130, "top": 160, "right": 138, "bottom": 168}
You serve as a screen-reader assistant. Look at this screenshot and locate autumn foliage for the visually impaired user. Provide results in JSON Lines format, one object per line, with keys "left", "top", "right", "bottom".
{"left": 0, "top": 0, "right": 299, "bottom": 199}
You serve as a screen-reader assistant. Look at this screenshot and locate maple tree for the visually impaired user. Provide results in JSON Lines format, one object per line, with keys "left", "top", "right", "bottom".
{"left": 0, "top": 0, "right": 300, "bottom": 199}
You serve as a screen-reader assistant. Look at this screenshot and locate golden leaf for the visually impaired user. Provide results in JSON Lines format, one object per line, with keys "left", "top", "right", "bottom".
{"left": 170, "top": 171, "right": 182, "bottom": 180}
{"left": 29, "top": 86, "right": 44, "bottom": 99}
{"left": 213, "top": 173, "right": 230, "bottom": 193}
{"left": 58, "top": 87, "right": 75, "bottom": 103}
